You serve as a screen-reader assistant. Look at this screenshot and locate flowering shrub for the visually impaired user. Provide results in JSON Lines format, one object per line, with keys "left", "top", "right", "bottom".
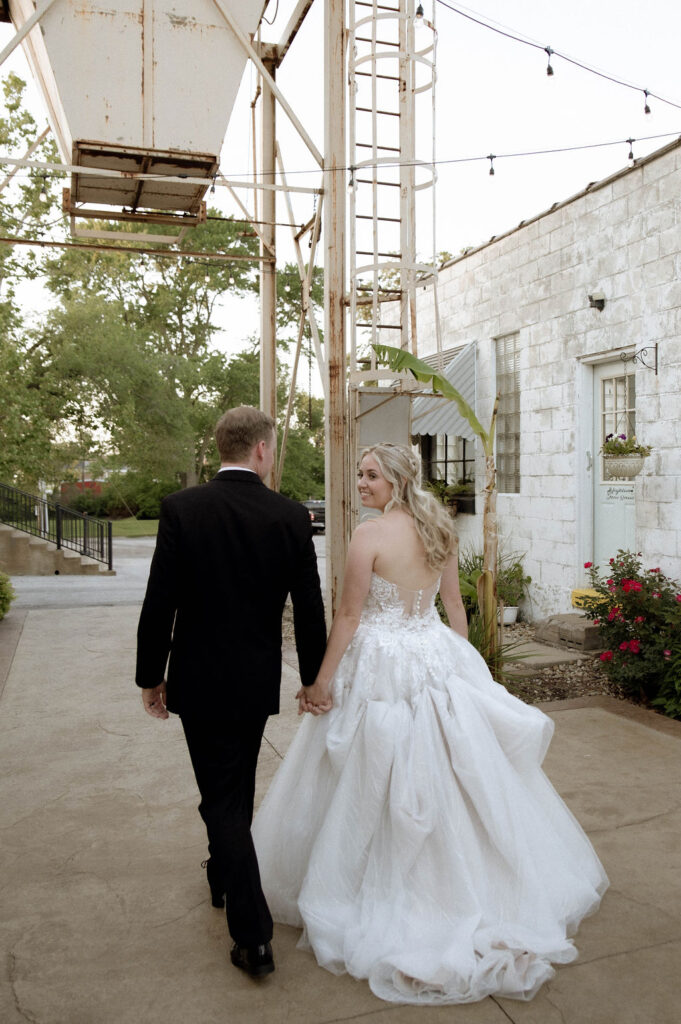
{"left": 581, "top": 551, "right": 681, "bottom": 719}
{"left": 600, "top": 433, "right": 651, "bottom": 457}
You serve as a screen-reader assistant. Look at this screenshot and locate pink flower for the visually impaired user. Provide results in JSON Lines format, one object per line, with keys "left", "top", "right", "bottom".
{"left": 676, "top": 595, "right": 681, "bottom": 603}
{"left": 600, "top": 651, "right": 613, "bottom": 662}
{"left": 584, "top": 561, "right": 593, "bottom": 568}
{"left": 652, "top": 592, "right": 661, "bottom": 599}
{"left": 634, "top": 616, "right": 645, "bottom": 624}
{"left": 664, "top": 650, "right": 671, "bottom": 659}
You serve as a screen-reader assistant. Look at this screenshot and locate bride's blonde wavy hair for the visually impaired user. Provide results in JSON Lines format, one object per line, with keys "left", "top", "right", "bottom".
{"left": 360, "top": 443, "right": 458, "bottom": 571}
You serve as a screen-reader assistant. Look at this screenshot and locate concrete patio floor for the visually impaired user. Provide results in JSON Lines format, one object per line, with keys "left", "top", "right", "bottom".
{"left": 1, "top": 603, "right": 680, "bottom": 1024}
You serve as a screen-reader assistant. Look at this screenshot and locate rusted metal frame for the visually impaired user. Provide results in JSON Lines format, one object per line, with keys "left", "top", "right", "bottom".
{"left": 259, "top": 56, "right": 277, "bottom": 479}
{"left": 218, "top": 172, "right": 273, "bottom": 256}
{"left": 276, "top": 0, "right": 316, "bottom": 62}
{"left": 0, "top": 125, "right": 50, "bottom": 195}
{"left": 0, "top": 154, "right": 320, "bottom": 195}
{"left": 129, "top": 155, "right": 152, "bottom": 213}
{"left": 62, "top": 199, "right": 204, "bottom": 227}
{"left": 324, "top": 0, "right": 349, "bottom": 617}
{"left": 399, "top": 1, "right": 416, "bottom": 355}
{"left": 276, "top": 146, "right": 327, "bottom": 385}
{"left": 276, "top": 308, "right": 307, "bottom": 492}
{"left": 0, "top": 234, "right": 269, "bottom": 262}
{"left": 370, "top": 1, "right": 381, "bottom": 365}
{"left": 0, "top": 0, "right": 59, "bottom": 68}
{"left": 142, "top": 0, "right": 153, "bottom": 147}
{"left": 211, "top": 0, "right": 323, "bottom": 168}
{"left": 348, "top": 1, "right": 358, "bottom": 375}
{"left": 69, "top": 217, "right": 183, "bottom": 245}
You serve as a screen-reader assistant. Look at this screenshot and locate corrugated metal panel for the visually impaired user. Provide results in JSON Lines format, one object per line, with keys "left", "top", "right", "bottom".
{"left": 410, "top": 343, "right": 476, "bottom": 440}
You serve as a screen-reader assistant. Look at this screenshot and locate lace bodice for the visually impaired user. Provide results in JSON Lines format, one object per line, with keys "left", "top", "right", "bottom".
{"left": 361, "top": 571, "right": 441, "bottom": 629}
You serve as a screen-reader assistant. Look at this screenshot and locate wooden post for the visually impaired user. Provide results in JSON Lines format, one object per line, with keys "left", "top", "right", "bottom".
{"left": 324, "top": 0, "right": 348, "bottom": 616}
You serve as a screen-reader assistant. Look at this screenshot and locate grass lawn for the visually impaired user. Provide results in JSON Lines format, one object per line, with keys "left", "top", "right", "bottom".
{"left": 110, "top": 518, "right": 159, "bottom": 538}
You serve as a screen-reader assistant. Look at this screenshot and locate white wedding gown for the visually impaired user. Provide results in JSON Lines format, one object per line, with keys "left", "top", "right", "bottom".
{"left": 252, "top": 573, "right": 608, "bottom": 1004}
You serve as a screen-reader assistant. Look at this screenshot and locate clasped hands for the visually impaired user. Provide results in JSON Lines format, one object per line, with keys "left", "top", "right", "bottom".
{"left": 296, "top": 680, "right": 332, "bottom": 716}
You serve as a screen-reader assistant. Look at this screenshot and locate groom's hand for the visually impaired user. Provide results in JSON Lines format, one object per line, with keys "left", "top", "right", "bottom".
{"left": 142, "top": 681, "right": 169, "bottom": 720}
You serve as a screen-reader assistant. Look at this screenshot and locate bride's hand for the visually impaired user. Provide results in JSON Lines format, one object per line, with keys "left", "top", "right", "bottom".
{"left": 296, "top": 682, "right": 333, "bottom": 716}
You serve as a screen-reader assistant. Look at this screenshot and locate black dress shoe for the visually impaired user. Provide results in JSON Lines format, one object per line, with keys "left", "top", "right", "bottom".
{"left": 230, "top": 942, "right": 275, "bottom": 978}
{"left": 201, "top": 858, "right": 225, "bottom": 909}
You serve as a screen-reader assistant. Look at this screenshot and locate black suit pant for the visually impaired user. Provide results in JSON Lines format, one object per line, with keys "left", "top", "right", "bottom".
{"left": 180, "top": 712, "right": 273, "bottom": 948}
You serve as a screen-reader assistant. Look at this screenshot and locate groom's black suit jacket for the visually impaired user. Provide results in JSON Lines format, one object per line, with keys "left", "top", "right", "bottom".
{"left": 136, "top": 471, "right": 327, "bottom": 718}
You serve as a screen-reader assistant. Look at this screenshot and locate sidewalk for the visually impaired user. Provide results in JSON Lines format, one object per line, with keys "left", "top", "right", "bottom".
{"left": 1, "top": 600, "right": 680, "bottom": 1024}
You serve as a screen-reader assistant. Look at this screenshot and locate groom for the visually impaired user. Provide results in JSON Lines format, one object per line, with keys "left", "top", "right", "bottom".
{"left": 136, "top": 405, "right": 327, "bottom": 978}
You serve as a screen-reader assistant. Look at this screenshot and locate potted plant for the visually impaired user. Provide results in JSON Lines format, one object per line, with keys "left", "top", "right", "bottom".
{"left": 497, "top": 556, "right": 532, "bottom": 624}
{"left": 601, "top": 433, "right": 652, "bottom": 480}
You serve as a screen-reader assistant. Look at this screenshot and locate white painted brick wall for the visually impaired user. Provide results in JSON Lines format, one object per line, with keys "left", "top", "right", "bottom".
{"left": 417, "top": 141, "right": 681, "bottom": 619}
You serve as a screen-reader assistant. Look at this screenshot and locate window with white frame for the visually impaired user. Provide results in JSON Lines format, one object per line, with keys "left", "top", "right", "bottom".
{"left": 495, "top": 333, "right": 520, "bottom": 493}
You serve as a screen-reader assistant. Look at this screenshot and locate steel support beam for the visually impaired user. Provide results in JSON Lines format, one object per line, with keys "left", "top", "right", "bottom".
{"left": 260, "top": 57, "right": 277, "bottom": 488}
{"left": 324, "top": 0, "right": 348, "bottom": 617}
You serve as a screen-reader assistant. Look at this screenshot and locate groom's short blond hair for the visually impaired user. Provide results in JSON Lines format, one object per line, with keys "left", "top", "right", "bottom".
{"left": 215, "top": 406, "right": 276, "bottom": 463}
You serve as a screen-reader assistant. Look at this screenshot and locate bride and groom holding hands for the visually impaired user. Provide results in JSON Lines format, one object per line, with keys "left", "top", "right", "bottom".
{"left": 136, "top": 404, "right": 607, "bottom": 1005}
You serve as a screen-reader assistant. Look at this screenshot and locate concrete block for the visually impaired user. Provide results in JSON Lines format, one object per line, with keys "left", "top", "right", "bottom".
{"left": 535, "top": 612, "right": 604, "bottom": 651}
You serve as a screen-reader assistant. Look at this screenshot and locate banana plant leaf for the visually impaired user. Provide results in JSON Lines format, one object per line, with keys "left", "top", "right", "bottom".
{"left": 372, "top": 343, "right": 491, "bottom": 451}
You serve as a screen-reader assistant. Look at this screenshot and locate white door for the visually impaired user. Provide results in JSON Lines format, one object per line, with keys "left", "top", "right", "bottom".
{"left": 592, "top": 362, "right": 637, "bottom": 568}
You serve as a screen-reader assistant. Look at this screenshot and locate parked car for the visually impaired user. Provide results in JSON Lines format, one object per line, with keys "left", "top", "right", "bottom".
{"left": 302, "top": 499, "right": 325, "bottom": 533}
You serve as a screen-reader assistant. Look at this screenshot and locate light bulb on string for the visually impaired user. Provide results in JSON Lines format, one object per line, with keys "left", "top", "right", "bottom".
{"left": 210, "top": 176, "right": 216, "bottom": 194}
{"left": 414, "top": 3, "right": 424, "bottom": 29}
{"left": 627, "top": 138, "right": 635, "bottom": 161}
{"left": 228, "top": 275, "right": 235, "bottom": 285}
{"left": 284, "top": 283, "right": 291, "bottom": 293}
{"left": 643, "top": 90, "right": 651, "bottom": 115}
{"left": 347, "top": 167, "right": 357, "bottom": 193}
{"left": 487, "top": 154, "right": 495, "bottom": 176}
{"left": 545, "top": 47, "right": 554, "bottom": 76}
{"left": 38, "top": 175, "right": 48, "bottom": 202}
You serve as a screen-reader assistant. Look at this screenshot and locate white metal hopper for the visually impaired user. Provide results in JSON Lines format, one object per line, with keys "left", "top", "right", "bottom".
{"left": 6, "top": 0, "right": 267, "bottom": 219}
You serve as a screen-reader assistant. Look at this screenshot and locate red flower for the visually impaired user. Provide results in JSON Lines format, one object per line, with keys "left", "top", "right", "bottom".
{"left": 650, "top": 568, "right": 660, "bottom": 573}
{"left": 652, "top": 592, "right": 661, "bottom": 599}
{"left": 607, "top": 607, "right": 620, "bottom": 621}
{"left": 619, "top": 642, "right": 629, "bottom": 651}
{"left": 609, "top": 558, "right": 615, "bottom": 564}
{"left": 600, "top": 651, "right": 613, "bottom": 662}
{"left": 584, "top": 561, "right": 593, "bottom": 568}
{"left": 629, "top": 640, "right": 641, "bottom": 654}
{"left": 607, "top": 579, "right": 614, "bottom": 585}
{"left": 593, "top": 619, "right": 600, "bottom": 625}
{"left": 676, "top": 595, "right": 681, "bottom": 603}
{"left": 634, "top": 616, "right": 645, "bottom": 624}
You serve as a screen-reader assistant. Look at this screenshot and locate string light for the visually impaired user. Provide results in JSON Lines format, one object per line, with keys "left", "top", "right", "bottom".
{"left": 627, "top": 138, "right": 635, "bottom": 160}
{"left": 545, "top": 46, "right": 554, "bottom": 77}
{"left": 347, "top": 167, "right": 357, "bottom": 193}
{"left": 487, "top": 154, "right": 495, "bottom": 176}
{"left": 643, "top": 90, "right": 651, "bottom": 115}
{"left": 210, "top": 175, "right": 216, "bottom": 194}
{"left": 228, "top": 275, "right": 235, "bottom": 285}
{"left": 414, "top": 3, "right": 425, "bottom": 28}
{"left": 435, "top": 0, "right": 681, "bottom": 115}
{"left": 38, "top": 175, "right": 48, "bottom": 202}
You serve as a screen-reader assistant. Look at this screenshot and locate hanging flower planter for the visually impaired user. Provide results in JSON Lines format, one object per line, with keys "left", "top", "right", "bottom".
{"left": 603, "top": 454, "right": 647, "bottom": 480}
{"left": 600, "top": 434, "right": 651, "bottom": 480}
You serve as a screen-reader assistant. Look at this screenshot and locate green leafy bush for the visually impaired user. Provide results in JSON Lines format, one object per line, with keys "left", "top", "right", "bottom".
{"left": 0, "top": 571, "right": 15, "bottom": 620}
{"left": 581, "top": 551, "right": 681, "bottom": 718}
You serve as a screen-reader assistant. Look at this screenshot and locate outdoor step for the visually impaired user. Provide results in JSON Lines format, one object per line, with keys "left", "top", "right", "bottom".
{"left": 534, "top": 612, "right": 604, "bottom": 652}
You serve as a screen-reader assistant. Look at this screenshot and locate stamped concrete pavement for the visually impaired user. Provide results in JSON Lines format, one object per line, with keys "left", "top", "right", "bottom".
{"left": 1, "top": 540, "right": 680, "bottom": 1023}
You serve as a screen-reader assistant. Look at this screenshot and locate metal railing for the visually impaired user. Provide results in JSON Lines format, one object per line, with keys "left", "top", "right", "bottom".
{"left": 0, "top": 482, "right": 113, "bottom": 570}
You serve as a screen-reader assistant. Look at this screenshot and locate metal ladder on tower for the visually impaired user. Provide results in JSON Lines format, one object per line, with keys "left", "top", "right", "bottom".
{"left": 347, "top": 0, "right": 438, "bottom": 383}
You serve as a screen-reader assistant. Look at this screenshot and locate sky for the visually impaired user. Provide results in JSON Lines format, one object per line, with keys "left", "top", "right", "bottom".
{"left": 2, "top": 0, "right": 681, "bottom": 390}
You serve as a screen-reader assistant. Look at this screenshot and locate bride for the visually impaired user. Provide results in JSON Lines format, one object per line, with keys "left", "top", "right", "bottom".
{"left": 252, "top": 442, "right": 608, "bottom": 1005}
